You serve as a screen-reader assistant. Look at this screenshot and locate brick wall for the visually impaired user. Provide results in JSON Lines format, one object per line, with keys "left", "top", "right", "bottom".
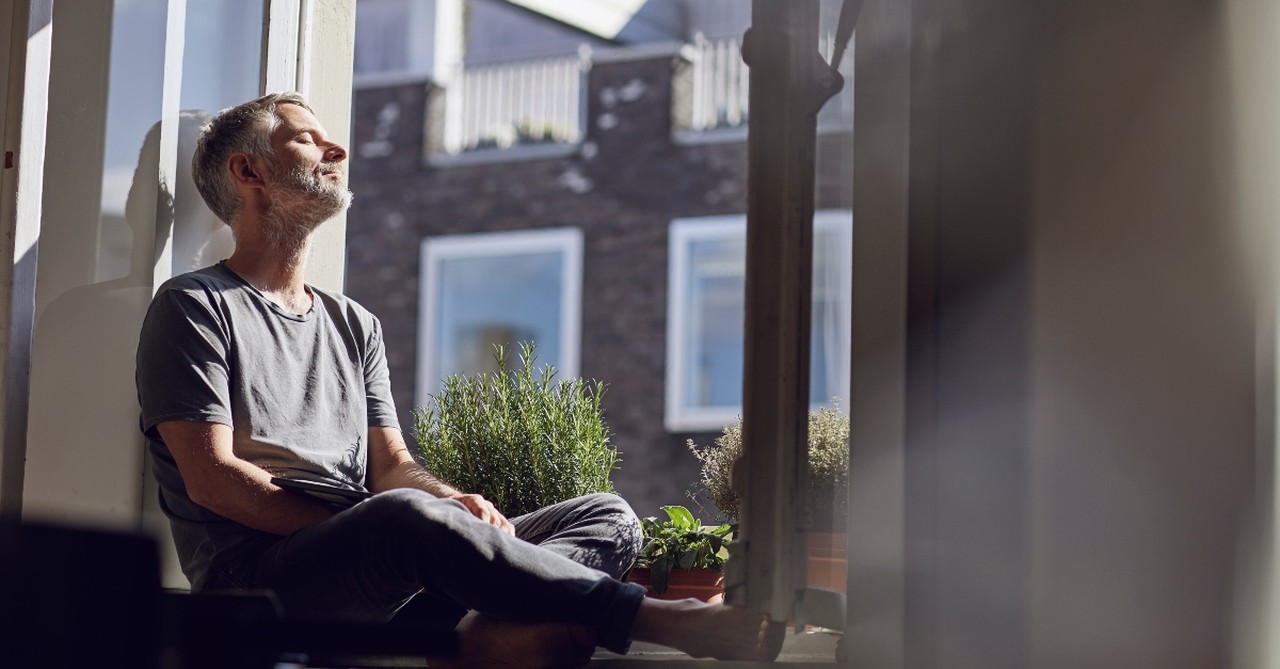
{"left": 346, "top": 51, "right": 851, "bottom": 517}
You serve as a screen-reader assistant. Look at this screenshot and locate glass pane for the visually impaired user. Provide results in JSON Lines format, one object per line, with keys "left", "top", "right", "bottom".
{"left": 96, "top": 0, "right": 262, "bottom": 282}
{"left": 180, "top": 0, "right": 262, "bottom": 114}
{"left": 678, "top": 219, "right": 850, "bottom": 416}
{"left": 811, "top": 221, "right": 852, "bottom": 405}
{"left": 96, "top": 0, "right": 168, "bottom": 283}
{"left": 171, "top": 0, "right": 263, "bottom": 275}
{"left": 354, "top": 0, "right": 411, "bottom": 76}
{"left": 686, "top": 237, "right": 746, "bottom": 408}
{"left": 433, "top": 250, "right": 565, "bottom": 384}
{"left": 809, "top": 2, "right": 855, "bottom": 598}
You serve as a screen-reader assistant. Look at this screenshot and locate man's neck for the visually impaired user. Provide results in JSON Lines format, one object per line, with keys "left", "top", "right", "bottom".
{"left": 225, "top": 216, "right": 316, "bottom": 314}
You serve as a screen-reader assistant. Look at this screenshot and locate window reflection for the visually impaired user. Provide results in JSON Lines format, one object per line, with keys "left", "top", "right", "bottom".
{"left": 172, "top": 0, "right": 262, "bottom": 274}
{"left": 95, "top": 0, "right": 261, "bottom": 282}
{"left": 666, "top": 212, "right": 852, "bottom": 433}
{"left": 420, "top": 229, "right": 583, "bottom": 398}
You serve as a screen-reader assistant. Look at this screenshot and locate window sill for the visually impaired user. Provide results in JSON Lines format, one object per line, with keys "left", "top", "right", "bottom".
{"left": 590, "top": 627, "right": 842, "bottom": 666}
{"left": 672, "top": 122, "right": 852, "bottom": 147}
{"left": 426, "top": 142, "right": 581, "bottom": 168}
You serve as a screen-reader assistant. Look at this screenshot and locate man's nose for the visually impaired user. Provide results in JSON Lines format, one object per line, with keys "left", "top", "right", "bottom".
{"left": 323, "top": 142, "right": 348, "bottom": 164}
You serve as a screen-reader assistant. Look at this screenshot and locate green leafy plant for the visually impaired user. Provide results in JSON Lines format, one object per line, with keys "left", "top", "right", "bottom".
{"left": 412, "top": 342, "right": 619, "bottom": 517}
{"left": 688, "top": 402, "right": 849, "bottom": 526}
{"left": 638, "top": 505, "right": 733, "bottom": 595}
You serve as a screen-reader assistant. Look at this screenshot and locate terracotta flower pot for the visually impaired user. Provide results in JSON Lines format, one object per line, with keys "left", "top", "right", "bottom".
{"left": 627, "top": 566, "right": 725, "bottom": 603}
{"left": 807, "top": 531, "right": 848, "bottom": 593}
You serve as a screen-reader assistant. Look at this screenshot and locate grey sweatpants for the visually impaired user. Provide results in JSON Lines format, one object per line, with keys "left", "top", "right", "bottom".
{"left": 227, "top": 490, "right": 647, "bottom": 654}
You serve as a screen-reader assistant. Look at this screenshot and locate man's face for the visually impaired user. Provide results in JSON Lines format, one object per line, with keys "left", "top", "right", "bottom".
{"left": 263, "top": 103, "right": 351, "bottom": 226}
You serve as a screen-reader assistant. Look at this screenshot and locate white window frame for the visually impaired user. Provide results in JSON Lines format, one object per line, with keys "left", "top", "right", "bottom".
{"left": 416, "top": 227, "right": 583, "bottom": 407}
{"left": 665, "top": 210, "right": 852, "bottom": 432}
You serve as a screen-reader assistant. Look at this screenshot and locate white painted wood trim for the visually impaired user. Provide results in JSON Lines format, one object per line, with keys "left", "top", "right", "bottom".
{"left": 261, "top": 0, "right": 301, "bottom": 95}
{"left": 845, "top": 0, "right": 907, "bottom": 662}
{"left": 151, "top": 0, "right": 187, "bottom": 289}
{"left": 296, "top": 0, "right": 354, "bottom": 293}
{"left": 0, "top": 0, "right": 53, "bottom": 516}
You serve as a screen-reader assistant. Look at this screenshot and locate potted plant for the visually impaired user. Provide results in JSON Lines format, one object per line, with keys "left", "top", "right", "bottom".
{"left": 687, "top": 403, "right": 850, "bottom": 592}
{"left": 411, "top": 342, "right": 620, "bottom": 517}
{"left": 627, "top": 505, "right": 732, "bottom": 603}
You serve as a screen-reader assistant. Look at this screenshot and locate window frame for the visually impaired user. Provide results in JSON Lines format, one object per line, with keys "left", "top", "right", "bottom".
{"left": 664, "top": 209, "right": 853, "bottom": 433}
{"left": 415, "top": 226, "right": 584, "bottom": 407}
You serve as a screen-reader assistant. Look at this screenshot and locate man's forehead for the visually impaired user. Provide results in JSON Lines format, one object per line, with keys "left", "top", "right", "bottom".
{"left": 273, "top": 103, "right": 325, "bottom": 135}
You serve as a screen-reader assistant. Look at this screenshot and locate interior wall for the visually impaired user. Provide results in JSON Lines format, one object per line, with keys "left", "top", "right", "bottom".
{"left": 0, "top": 0, "right": 52, "bottom": 518}
{"left": 900, "top": 1, "right": 1262, "bottom": 667}
{"left": 1027, "top": 1, "right": 1253, "bottom": 667}
{"left": 901, "top": 2, "right": 1041, "bottom": 667}
{"left": 1223, "top": 0, "right": 1280, "bottom": 665}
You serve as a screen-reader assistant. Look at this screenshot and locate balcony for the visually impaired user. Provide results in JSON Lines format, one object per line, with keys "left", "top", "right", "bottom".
{"left": 432, "top": 52, "right": 588, "bottom": 164}
{"left": 425, "top": 34, "right": 853, "bottom": 164}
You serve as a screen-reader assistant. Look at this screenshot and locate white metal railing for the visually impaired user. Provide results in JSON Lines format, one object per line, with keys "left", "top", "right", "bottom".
{"left": 442, "top": 54, "right": 586, "bottom": 154}
{"left": 687, "top": 32, "right": 854, "bottom": 133}
{"left": 689, "top": 34, "right": 750, "bottom": 131}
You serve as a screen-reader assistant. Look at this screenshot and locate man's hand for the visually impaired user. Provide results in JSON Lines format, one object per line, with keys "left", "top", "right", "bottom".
{"left": 450, "top": 492, "right": 515, "bottom": 536}
{"left": 366, "top": 427, "right": 516, "bottom": 536}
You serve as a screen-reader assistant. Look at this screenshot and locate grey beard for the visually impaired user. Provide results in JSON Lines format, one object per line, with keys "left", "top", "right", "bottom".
{"left": 261, "top": 164, "right": 353, "bottom": 255}
{"left": 260, "top": 206, "right": 315, "bottom": 257}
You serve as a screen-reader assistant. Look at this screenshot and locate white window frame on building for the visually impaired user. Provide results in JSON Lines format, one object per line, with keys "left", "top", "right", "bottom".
{"left": 416, "top": 227, "right": 583, "bottom": 407}
{"left": 665, "top": 210, "right": 853, "bottom": 433}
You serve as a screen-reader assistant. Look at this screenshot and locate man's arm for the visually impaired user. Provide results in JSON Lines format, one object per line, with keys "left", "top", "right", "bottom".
{"left": 157, "top": 420, "right": 336, "bottom": 535}
{"left": 366, "top": 426, "right": 514, "bottom": 535}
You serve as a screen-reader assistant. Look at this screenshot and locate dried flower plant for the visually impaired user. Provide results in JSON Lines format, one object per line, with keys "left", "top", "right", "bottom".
{"left": 688, "top": 402, "right": 849, "bottom": 525}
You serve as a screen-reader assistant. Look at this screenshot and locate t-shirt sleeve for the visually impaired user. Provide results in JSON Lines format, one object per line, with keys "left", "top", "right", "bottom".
{"left": 136, "top": 287, "right": 234, "bottom": 435}
{"left": 363, "top": 316, "right": 400, "bottom": 428}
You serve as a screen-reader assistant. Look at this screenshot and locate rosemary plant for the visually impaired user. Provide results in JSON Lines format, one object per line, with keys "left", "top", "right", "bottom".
{"left": 412, "top": 342, "right": 619, "bottom": 517}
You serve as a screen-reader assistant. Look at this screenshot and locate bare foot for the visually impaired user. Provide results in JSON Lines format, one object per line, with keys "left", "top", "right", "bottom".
{"left": 431, "top": 612, "right": 598, "bottom": 669}
{"left": 630, "top": 598, "right": 786, "bottom": 661}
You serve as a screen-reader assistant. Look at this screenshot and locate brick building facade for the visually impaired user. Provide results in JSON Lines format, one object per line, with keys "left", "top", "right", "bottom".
{"left": 346, "top": 48, "right": 851, "bottom": 517}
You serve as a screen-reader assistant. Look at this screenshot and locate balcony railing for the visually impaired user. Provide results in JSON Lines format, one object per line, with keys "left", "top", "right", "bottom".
{"left": 431, "top": 34, "right": 851, "bottom": 159}
{"left": 688, "top": 34, "right": 750, "bottom": 132}
{"left": 685, "top": 32, "right": 854, "bottom": 135}
{"left": 441, "top": 54, "right": 586, "bottom": 155}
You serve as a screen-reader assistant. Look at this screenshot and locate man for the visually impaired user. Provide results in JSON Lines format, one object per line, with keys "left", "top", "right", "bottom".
{"left": 136, "top": 92, "right": 783, "bottom": 668}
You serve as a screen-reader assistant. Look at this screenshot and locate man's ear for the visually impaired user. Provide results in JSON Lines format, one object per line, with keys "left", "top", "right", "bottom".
{"left": 227, "top": 153, "right": 267, "bottom": 190}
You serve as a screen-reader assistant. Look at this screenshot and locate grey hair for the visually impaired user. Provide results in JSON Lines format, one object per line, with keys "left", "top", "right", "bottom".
{"left": 191, "top": 91, "right": 314, "bottom": 225}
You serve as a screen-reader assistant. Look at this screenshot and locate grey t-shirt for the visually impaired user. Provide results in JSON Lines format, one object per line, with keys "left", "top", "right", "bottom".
{"left": 136, "top": 261, "right": 399, "bottom": 588}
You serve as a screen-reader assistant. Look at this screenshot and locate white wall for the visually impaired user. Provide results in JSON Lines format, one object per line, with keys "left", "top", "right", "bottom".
{"left": 0, "top": 0, "right": 52, "bottom": 517}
